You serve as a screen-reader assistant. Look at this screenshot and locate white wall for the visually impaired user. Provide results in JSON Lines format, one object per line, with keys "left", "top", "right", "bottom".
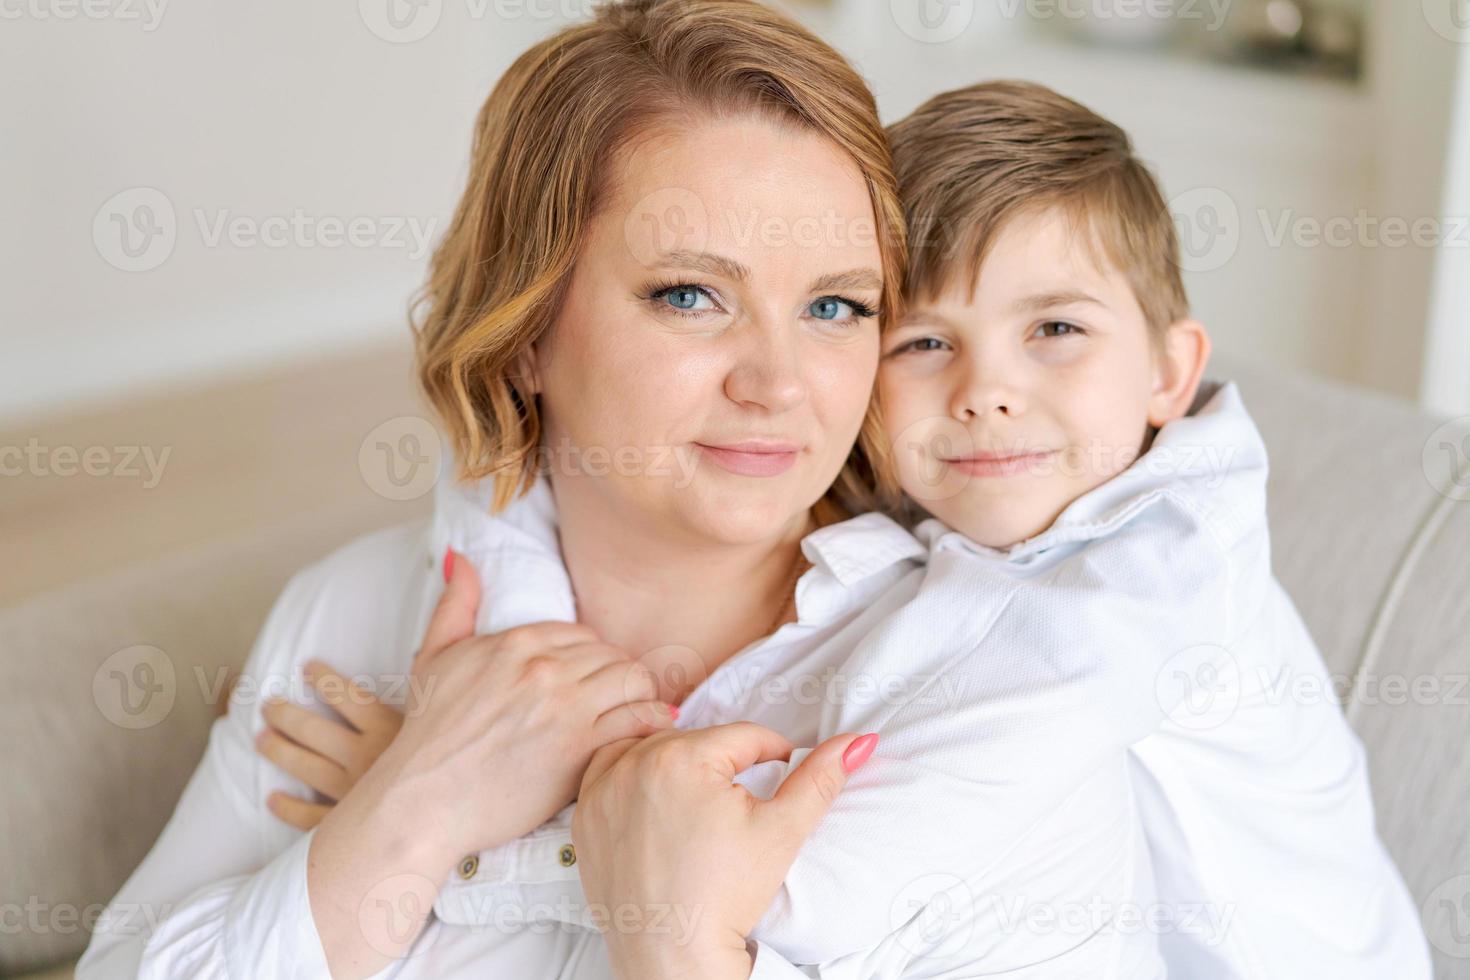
{"left": 0, "top": 1, "right": 568, "bottom": 424}
{"left": 1422, "top": 36, "right": 1470, "bottom": 418}
{"left": 1358, "top": 0, "right": 1464, "bottom": 404}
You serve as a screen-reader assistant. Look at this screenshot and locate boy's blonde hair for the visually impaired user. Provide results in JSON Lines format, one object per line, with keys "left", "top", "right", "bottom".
{"left": 886, "top": 80, "right": 1189, "bottom": 337}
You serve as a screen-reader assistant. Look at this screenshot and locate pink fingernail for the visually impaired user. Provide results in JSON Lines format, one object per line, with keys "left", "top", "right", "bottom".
{"left": 668, "top": 703, "right": 680, "bottom": 721}
{"left": 442, "top": 547, "right": 454, "bottom": 584}
{"left": 841, "top": 733, "right": 878, "bottom": 773}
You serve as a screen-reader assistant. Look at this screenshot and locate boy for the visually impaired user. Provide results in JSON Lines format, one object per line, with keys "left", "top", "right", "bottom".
{"left": 869, "top": 79, "right": 1428, "bottom": 978}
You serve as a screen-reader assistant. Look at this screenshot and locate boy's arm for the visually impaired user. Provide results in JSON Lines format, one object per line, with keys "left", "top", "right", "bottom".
{"left": 736, "top": 500, "right": 1234, "bottom": 969}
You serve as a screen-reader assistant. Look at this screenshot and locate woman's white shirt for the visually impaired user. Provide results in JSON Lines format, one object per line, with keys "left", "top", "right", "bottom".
{"left": 76, "top": 466, "right": 1161, "bottom": 980}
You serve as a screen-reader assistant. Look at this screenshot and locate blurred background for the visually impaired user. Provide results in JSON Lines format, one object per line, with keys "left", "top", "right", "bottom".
{"left": 3, "top": 3, "right": 1470, "bottom": 979}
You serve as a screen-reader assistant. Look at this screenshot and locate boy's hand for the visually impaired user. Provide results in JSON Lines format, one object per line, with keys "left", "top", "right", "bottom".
{"left": 255, "top": 661, "right": 406, "bottom": 829}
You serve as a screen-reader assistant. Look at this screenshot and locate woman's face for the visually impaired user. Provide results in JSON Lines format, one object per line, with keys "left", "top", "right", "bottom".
{"left": 530, "top": 115, "right": 884, "bottom": 546}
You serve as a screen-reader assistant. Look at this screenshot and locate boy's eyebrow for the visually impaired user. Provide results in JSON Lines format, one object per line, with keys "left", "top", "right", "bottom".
{"left": 892, "top": 309, "right": 951, "bottom": 329}
{"left": 656, "top": 250, "right": 882, "bottom": 294}
{"left": 1010, "top": 289, "right": 1107, "bottom": 314}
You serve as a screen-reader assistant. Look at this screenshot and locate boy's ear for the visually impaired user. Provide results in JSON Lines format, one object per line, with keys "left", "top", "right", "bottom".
{"left": 1148, "top": 318, "right": 1211, "bottom": 428}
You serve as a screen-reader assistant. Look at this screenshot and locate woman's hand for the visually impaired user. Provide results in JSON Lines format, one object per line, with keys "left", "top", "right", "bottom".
{"left": 573, "top": 722, "right": 878, "bottom": 980}
{"left": 369, "top": 548, "right": 681, "bottom": 849}
{"left": 254, "top": 662, "right": 406, "bottom": 830}
{"left": 306, "top": 549, "right": 680, "bottom": 978}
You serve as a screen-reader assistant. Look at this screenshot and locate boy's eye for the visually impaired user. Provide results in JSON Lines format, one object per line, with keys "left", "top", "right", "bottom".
{"left": 1033, "top": 320, "right": 1084, "bottom": 339}
{"left": 893, "top": 336, "right": 950, "bottom": 355}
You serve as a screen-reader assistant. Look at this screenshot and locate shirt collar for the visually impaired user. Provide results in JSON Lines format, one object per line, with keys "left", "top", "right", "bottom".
{"left": 427, "top": 455, "right": 562, "bottom": 566}
{"left": 427, "top": 453, "right": 924, "bottom": 624}
{"left": 800, "top": 511, "right": 926, "bottom": 590}
{"left": 918, "top": 379, "right": 1268, "bottom": 564}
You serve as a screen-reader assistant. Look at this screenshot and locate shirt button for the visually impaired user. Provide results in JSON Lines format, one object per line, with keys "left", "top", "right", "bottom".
{"left": 558, "top": 844, "right": 577, "bottom": 867}
{"left": 457, "top": 854, "right": 479, "bottom": 880}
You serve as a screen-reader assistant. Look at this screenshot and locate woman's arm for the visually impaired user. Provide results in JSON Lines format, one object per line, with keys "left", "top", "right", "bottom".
{"left": 102, "top": 543, "right": 676, "bottom": 980}
{"left": 305, "top": 548, "right": 676, "bottom": 974}
{"left": 82, "top": 536, "right": 677, "bottom": 979}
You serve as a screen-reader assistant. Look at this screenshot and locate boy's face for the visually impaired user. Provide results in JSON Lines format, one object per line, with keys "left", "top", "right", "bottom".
{"left": 880, "top": 206, "right": 1191, "bottom": 549}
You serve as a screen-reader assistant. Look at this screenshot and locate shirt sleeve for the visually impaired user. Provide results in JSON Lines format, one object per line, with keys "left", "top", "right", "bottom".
{"left": 134, "top": 831, "right": 332, "bottom": 980}
{"left": 76, "top": 556, "right": 377, "bottom": 980}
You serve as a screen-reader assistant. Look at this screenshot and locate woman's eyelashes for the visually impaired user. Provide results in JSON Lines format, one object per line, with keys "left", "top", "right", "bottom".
{"left": 639, "top": 280, "right": 877, "bottom": 326}
{"left": 642, "top": 281, "right": 724, "bottom": 318}
{"left": 807, "top": 295, "right": 878, "bottom": 324}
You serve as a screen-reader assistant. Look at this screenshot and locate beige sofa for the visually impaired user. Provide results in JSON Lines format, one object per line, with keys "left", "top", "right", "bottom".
{"left": 3, "top": 346, "right": 1467, "bottom": 978}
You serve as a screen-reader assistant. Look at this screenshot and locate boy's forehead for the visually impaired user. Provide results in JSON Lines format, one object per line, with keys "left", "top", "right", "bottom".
{"left": 924, "top": 206, "right": 1127, "bottom": 313}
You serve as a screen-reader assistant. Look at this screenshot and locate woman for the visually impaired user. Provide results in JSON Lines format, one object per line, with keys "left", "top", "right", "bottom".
{"left": 79, "top": 2, "right": 1152, "bottom": 977}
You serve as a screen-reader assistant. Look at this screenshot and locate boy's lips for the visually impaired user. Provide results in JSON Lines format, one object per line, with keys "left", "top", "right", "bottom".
{"left": 940, "top": 449, "right": 1057, "bottom": 478}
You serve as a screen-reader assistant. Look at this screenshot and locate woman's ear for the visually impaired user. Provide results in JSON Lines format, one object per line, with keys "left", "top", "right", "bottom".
{"left": 513, "top": 340, "right": 544, "bottom": 399}
{"left": 1148, "top": 318, "right": 1212, "bottom": 428}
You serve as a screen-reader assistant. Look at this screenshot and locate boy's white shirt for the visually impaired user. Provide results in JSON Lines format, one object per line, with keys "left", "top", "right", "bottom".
{"left": 908, "top": 380, "right": 1431, "bottom": 978}
{"left": 76, "top": 380, "right": 1427, "bottom": 979}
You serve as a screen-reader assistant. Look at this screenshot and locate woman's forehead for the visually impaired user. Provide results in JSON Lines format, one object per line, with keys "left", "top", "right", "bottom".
{"left": 607, "top": 118, "right": 876, "bottom": 231}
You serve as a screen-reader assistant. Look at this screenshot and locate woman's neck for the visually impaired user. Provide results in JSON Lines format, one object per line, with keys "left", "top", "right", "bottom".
{"left": 552, "top": 488, "right": 810, "bottom": 704}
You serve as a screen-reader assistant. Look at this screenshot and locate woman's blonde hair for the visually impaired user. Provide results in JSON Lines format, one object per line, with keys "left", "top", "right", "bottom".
{"left": 412, "top": 0, "right": 905, "bottom": 520}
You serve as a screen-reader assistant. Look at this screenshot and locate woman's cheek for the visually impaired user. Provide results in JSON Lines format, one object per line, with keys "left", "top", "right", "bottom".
{"left": 813, "top": 332, "right": 879, "bottom": 415}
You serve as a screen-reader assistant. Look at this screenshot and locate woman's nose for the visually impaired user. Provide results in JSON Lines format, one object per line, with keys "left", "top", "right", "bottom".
{"left": 723, "top": 323, "right": 808, "bottom": 413}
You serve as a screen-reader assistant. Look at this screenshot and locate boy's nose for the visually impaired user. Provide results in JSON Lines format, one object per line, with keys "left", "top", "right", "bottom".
{"left": 951, "top": 370, "right": 1025, "bottom": 421}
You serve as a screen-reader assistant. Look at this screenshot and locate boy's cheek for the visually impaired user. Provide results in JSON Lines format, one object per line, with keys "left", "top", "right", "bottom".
{"left": 877, "top": 368, "right": 944, "bottom": 439}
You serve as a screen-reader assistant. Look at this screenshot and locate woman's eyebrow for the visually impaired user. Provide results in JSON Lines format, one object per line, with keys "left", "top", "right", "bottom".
{"left": 810, "top": 269, "right": 882, "bottom": 293}
{"left": 651, "top": 252, "right": 881, "bottom": 295}
{"left": 655, "top": 250, "right": 751, "bottom": 282}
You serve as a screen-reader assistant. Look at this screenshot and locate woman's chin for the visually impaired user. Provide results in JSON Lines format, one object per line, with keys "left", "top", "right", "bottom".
{"left": 670, "top": 480, "right": 818, "bottom": 547}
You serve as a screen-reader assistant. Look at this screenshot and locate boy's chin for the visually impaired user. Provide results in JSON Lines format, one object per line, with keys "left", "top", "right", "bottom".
{"left": 928, "top": 498, "right": 1062, "bottom": 552}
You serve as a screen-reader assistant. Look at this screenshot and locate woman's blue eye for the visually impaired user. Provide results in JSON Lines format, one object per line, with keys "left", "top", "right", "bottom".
{"left": 809, "top": 297, "right": 851, "bottom": 320}
{"left": 1035, "top": 321, "right": 1083, "bottom": 338}
{"left": 665, "top": 287, "right": 701, "bottom": 310}
{"left": 649, "top": 284, "right": 717, "bottom": 314}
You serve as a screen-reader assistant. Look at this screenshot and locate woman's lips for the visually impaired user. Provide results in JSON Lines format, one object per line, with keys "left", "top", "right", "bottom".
{"left": 695, "top": 441, "right": 801, "bottom": 477}
{"left": 941, "top": 450, "right": 1056, "bottom": 478}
